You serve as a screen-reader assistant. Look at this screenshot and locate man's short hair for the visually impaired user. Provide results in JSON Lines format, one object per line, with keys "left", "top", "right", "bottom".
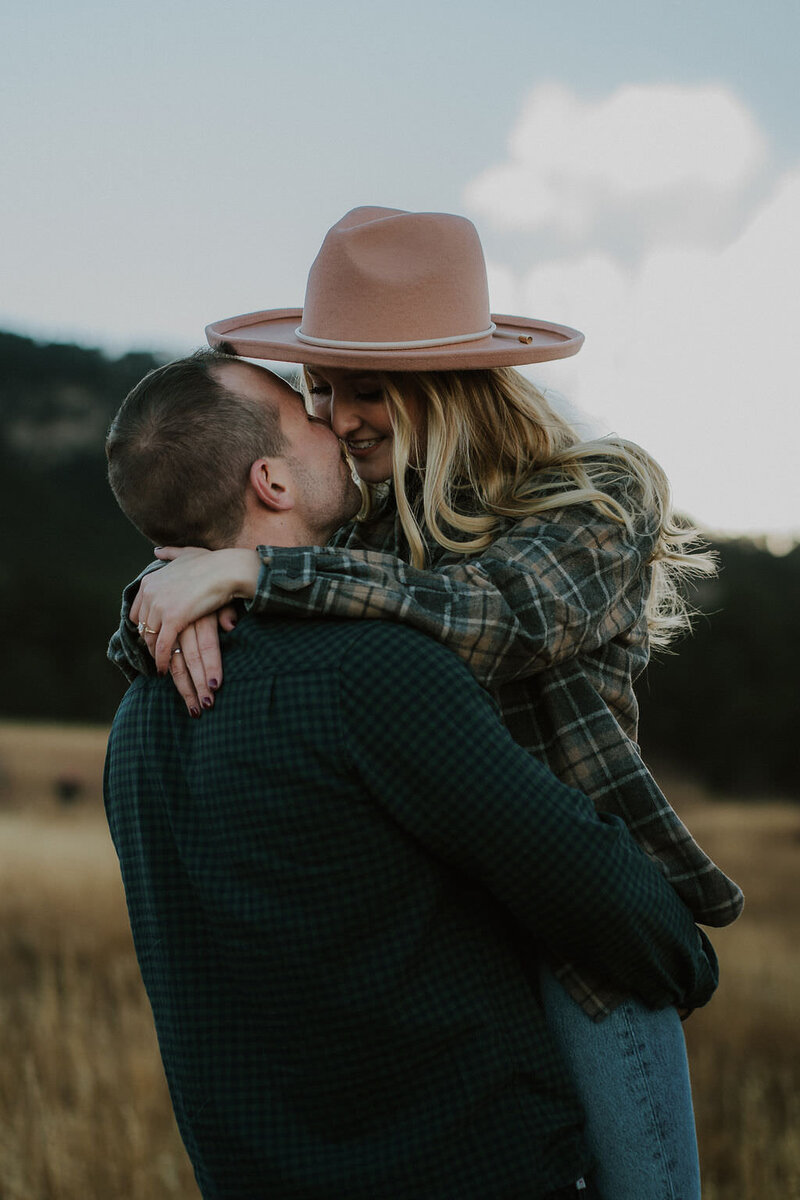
{"left": 106, "top": 349, "right": 288, "bottom": 547}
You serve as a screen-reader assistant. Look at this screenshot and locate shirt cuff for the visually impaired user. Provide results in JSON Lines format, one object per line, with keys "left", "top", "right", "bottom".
{"left": 249, "top": 546, "right": 335, "bottom": 607}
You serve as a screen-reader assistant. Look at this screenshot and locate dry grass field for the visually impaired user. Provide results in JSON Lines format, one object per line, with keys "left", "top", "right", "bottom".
{"left": 0, "top": 720, "right": 798, "bottom": 1199}
{"left": 0, "top": 722, "right": 200, "bottom": 1200}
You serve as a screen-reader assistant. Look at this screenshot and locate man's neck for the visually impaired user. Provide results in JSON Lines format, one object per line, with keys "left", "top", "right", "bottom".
{"left": 234, "top": 515, "right": 322, "bottom": 550}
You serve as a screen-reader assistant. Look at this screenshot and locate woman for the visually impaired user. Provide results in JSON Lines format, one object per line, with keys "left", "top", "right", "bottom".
{"left": 115, "top": 207, "right": 743, "bottom": 1198}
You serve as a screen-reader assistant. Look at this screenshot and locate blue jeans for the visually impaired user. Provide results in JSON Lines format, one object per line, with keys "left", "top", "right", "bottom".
{"left": 539, "top": 965, "right": 701, "bottom": 1200}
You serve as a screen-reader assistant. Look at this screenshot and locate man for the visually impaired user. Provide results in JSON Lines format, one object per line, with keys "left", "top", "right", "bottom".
{"left": 104, "top": 352, "right": 716, "bottom": 1199}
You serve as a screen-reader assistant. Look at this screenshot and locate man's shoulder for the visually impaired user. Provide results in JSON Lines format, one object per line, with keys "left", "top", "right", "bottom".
{"left": 231, "top": 617, "right": 469, "bottom": 685}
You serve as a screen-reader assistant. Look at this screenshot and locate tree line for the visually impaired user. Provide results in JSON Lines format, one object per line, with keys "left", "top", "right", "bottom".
{"left": 2, "top": 329, "right": 797, "bottom": 799}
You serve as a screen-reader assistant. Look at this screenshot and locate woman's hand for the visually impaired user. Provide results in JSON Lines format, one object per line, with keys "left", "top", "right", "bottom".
{"left": 130, "top": 545, "right": 260, "bottom": 674}
{"left": 137, "top": 608, "right": 239, "bottom": 715}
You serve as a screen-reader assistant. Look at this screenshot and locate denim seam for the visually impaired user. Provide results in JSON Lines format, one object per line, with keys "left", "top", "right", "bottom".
{"left": 619, "top": 1001, "right": 677, "bottom": 1200}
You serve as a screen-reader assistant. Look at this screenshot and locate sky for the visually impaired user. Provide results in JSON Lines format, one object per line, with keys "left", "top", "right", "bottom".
{"left": 2, "top": 0, "right": 798, "bottom": 542}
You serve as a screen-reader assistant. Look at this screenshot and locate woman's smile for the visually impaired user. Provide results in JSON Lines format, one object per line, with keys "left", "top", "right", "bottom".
{"left": 345, "top": 435, "right": 386, "bottom": 456}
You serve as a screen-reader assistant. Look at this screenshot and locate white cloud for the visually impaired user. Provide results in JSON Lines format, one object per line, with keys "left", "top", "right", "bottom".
{"left": 466, "top": 82, "right": 766, "bottom": 241}
{"left": 465, "top": 85, "right": 799, "bottom": 537}
{"left": 515, "top": 173, "right": 800, "bottom": 535}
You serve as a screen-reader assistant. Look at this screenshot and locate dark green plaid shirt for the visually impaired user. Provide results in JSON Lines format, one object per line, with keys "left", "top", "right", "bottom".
{"left": 105, "top": 617, "right": 717, "bottom": 1199}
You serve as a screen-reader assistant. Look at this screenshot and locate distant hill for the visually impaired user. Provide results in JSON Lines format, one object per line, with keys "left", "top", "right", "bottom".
{"left": 1, "top": 330, "right": 163, "bottom": 720}
{"left": 1, "top": 328, "right": 797, "bottom": 799}
{"left": 0, "top": 331, "right": 163, "bottom": 457}
{"left": 637, "top": 539, "right": 799, "bottom": 799}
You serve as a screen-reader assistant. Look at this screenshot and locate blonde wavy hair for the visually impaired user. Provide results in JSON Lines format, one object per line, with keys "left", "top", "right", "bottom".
{"left": 303, "top": 366, "right": 714, "bottom": 649}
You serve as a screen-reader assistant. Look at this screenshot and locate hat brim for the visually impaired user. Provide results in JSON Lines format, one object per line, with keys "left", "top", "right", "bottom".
{"left": 205, "top": 308, "right": 583, "bottom": 371}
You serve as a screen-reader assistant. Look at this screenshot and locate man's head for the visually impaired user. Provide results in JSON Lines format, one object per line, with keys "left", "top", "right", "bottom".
{"left": 106, "top": 350, "right": 361, "bottom": 549}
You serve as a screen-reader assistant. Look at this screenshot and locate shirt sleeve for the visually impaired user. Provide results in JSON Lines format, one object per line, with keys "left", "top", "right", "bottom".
{"left": 247, "top": 504, "right": 655, "bottom": 689}
{"left": 338, "top": 622, "right": 718, "bottom": 1013}
{"left": 107, "top": 562, "right": 164, "bottom": 682}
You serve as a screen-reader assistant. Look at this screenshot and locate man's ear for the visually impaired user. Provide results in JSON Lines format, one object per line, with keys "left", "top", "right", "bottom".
{"left": 249, "top": 458, "right": 294, "bottom": 512}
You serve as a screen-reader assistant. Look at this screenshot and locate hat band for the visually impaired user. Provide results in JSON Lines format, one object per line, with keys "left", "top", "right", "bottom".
{"left": 294, "top": 323, "right": 497, "bottom": 351}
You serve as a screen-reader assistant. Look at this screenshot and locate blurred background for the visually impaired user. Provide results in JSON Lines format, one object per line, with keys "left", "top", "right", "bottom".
{"left": 1, "top": 2, "right": 798, "bottom": 1196}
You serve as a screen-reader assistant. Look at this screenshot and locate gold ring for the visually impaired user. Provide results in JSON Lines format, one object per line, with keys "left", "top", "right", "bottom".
{"left": 138, "top": 622, "right": 158, "bottom": 637}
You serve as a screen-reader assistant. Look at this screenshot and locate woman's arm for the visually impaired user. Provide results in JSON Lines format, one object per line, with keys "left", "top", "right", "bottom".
{"left": 247, "top": 505, "right": 655, "bottom": 690}
{"left": 108, "top": 504, "right": 655, "bottom": 690}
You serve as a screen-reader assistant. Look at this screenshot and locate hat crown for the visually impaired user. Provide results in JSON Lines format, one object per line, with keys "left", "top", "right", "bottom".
{"left": 300, "top": 208, "right": 492, "bottom": 346}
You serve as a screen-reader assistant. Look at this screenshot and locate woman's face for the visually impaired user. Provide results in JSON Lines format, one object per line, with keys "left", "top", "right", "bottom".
{"left": 306, "top": 366, "right": 421, "bottom": 485}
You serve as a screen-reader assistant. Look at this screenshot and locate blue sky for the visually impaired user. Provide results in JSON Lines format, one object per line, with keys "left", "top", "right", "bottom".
{"left": 2, "top": 0, "right": 798, "bottom": 538}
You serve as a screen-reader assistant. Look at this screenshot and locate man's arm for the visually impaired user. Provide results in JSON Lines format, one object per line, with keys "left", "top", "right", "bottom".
{"left": 339, "top": 622, "right": 717, "bottom": 1012}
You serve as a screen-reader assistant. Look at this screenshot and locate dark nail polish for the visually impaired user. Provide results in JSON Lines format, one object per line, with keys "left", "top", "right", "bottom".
{"left": 201, "top": 696, "right": 213, "bottom": 710}
{"left": 190, "top": 706, "right": 200, "bottom": 719}
{"left": 209, "top": 678, "right": 219, "bottom": 690}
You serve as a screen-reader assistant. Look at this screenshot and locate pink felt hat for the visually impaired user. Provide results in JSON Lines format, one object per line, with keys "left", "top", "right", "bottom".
{"left": 206, "top": 206, "right": 584, "bottom": 371}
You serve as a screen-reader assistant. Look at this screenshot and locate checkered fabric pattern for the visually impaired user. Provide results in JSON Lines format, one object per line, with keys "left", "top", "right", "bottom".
{"left": 105, "top": 618, "right": 717, "bottom": 1199}
{"left": 108, "top": 488, "right": 743, "bottom": 1019}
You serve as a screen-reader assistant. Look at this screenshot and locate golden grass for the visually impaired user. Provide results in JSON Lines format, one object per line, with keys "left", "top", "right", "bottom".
{"left": 0, "top": 720, "right": 109, "bottom": 812}
{"left": 666, "top": 785, "right": 800, "bottom": 1198}
{"left": 1, "top": 724, "right": 798, "bottom": 1198}
{"left": 0, "top": 723, "right": 199, "bottom": 1200}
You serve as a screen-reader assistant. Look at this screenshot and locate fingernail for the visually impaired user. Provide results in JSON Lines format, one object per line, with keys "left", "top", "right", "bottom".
{"left": 209, "top": 678, "right": 219, "bottom": 690}
{"left": 190, "top": 706, "right": 201, "bottom": 719}
{"left": 201, "top": 696, "right": 213, "bottom": 710}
